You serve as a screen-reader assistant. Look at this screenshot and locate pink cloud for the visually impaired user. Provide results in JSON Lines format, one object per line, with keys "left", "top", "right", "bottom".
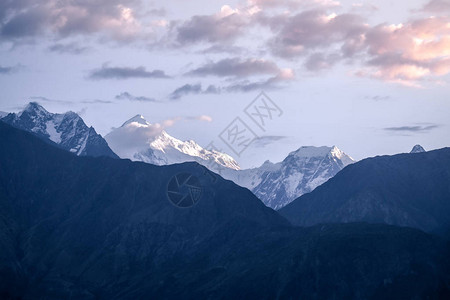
{"left": 363, "top": 17, "right": 450, "bottom": 85}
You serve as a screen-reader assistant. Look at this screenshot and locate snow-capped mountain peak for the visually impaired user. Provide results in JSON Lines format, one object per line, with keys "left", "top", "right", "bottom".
{"left": 106, "top": 114, "right": 241, "bottom": 170}
{"left": 2, "top": 102, "right": 118, "bottom": 158}
{"left": 121, "top": 114, "right": 150, "bottom": 127}
{"left": 221, "top": 145, "right": 356, "bottom": 210}
{"left": 18, "top": 102, "right": 50, "bottom": 118}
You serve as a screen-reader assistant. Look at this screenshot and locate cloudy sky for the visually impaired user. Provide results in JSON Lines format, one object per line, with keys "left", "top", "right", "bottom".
{"left": 1, "top": 0, "right": 450, "bottom": 167}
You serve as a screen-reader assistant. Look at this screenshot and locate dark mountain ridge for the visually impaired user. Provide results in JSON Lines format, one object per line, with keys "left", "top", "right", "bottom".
{"left": 280, "top": 148, "right": 450, "bottom": 236}
{"left": 1, "top": 122, "right": 449, "bottom": 299}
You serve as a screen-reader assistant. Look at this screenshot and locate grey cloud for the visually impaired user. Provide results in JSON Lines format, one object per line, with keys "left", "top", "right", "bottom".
{"left": 89, "top": 64, "right": 170, "bottom": 80}
{"left": 187, "top": 58, "right": 281, "bottom": 78}
{"left": 252, "top": 135, "right": 288, "bottom": 147}
{"left": 249, "top": 0, "right": 340, "bottom": 9}
{"left": 267, "top": 10, "right": 367, "bottom": 58}
{"left": 225, "top": 73, "right": 292, "bottom": 93}
{"left": 226, "top": 80, "right": 274, "bottom": 93}
{"left": 422, "top": 0, "right": 450, "bottom": 12}
{"left": 115, "top": 92, "right": 156, "bottom": 102}
{"left": 31, "top": 96, "right": 113, "bottom": 104}
{"left": 147, "top": 8, "right": 166, "bottom": 17}
{"left": 385, "top": 124, "right": 440, "bottom": 133}
{"left": 0, "top": 64, "right": 23, "bottom": 74}
{"left": 365, "top": 95, "right": 391, "bottom": 101}
{"left": 1, "top": 6, "right": 49, "bottom": 38}
{"left": 176, "top": 12, "right": 247, "bottom": 45}
{"left": 304, "top": 53, "right": 341, "bottom": 71}
{"left": 0, "top": 66, "right": 13, "bottom": 74}
{"left": 48, "top": 43, "right": 90, "bottom": 55}
{"left": 30, "top": 96, "right": 72, "bottom": 104}
{"left": 169, "top": 83, "right": 220, "bottom": 100}
{"left": 200, "top": 45, "right": 244, "bottom": 54}
{"left": 0, "top": 0, "right": 141, "bottom": 41}
{"left": 81, "top": 99, "right": 113, "bottom": 104}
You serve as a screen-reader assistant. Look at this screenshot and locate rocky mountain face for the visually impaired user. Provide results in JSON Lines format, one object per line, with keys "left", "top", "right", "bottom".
{"left": 280, "top": 148, "right": 450, "bottom": 236}
{"left": 105, "top": 114, "right": 240, "bottom": 170}
{"left": 411, "top": 144, "right": 426, "bottom": 153}
{"left": 1, "top": 102, "right": 118, "bottom": 158}
{"left": 1, "top": 122, "right": 449, "bottom": 299}
{"left": 222, "top": 146, "right": 355, "bottom": 209}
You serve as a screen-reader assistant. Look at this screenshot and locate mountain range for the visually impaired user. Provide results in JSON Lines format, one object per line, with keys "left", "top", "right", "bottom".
{"left": 104, "top": 114, "right": 240, "bottom": 170}
{"left": 1, "top": 121, "right": 449, "bottom": 299}
{"left": 0, "top": 104, "right": 354, "bottom": 209}
{"left": 105, "top": 113, "right": 355, "bottom": 209}
{"left": 1, "top": 102, "right": 118, "bottom": 159}
{"left": 222, "top": 146, "right": 355, "bottom": 209}
{"left": 280, "top": 147, "right": 450, "bottom": 236}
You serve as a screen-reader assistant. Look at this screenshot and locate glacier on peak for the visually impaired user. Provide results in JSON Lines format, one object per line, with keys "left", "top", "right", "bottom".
{"left": 105, "top": 114, "right": 241, "bottom": 170}
{"left": 220, "top": 145, "right": 355, "bottom": 209}
{"left": 106, "top": 115, "right": 355, "bottom": 210}
{"left": 1, "top": 102, "right": 118, "bottom": 159}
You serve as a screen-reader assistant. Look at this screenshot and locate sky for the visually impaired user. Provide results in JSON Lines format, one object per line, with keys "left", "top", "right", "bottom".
{"left": 0, "top": 0, "right": 450, "bottom": 168}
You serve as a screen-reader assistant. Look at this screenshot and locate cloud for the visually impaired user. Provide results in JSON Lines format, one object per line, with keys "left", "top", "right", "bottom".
{"left": 262, "top": 8, "right": 450, "bottom": 85}
{"left": 176, "top": 5, "right": 250, "bottom": 45}
{"left": 384, "top": 124, "right": 440, "bottom": 133}
{"left": 359, "top": 17, "right": 450, "bottom": 85}
{"left": 364, "top": 95, "right": 391, "bottom": 101}
{"left": 30, "top": 96, "right": 72, "bottom": 104}
{"left": 0, "top": 66, "right": 13, "bottom": 74}
{"left": 304, "top": 52, "right": 341, "bottom": 71}
{"left": 184, "top": 57, "right": 295, "bottom": 93}
{"left": 267, "top": 10, "right": 367, "bottom": 58}
{"left": 192, "top": 115, "right": 213, "bottom": 122}
{"left": 187, "top": 58, "right": 282, "bottom": 78}
{"left": 89, "top": 64, "right": 170, "bottom": 80}
{"left": 200, "top": 44, "right": 245, "bottom": 54}
{"left": 115, "top": 92, "right": 156, "bottom": 102}
{"left": 0, "top": 64, "right": 23, "bottom": 74}
{"left": 422, "top": 0, "right": 450, "bottom": 13}
{"left": 225, "top": 68, "right": 295, "bottom": 92}
{"left": 0, "top": 0, "right": 142, "bottom": 41}
{"left": 169, "top": 83, "right": 220, "bottom": 100}
{"left": 105, "top": 113, "right": 213, "bottom": 158}
{"left": 81, "top": 99, "right": 113, "bottom": 104}
{"left": 105, "top": 121, "right": 168, "bottom": 157}
{"left": 48, "top": 43, "right": 90, "bottom": 54}
{"left": 248, "top": 0, "right": 340, "bottom": 9}
{"left": 252, "top": 135, "right": 288, "bottom": 147}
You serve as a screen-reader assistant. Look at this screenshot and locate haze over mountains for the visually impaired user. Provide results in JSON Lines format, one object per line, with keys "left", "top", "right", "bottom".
{"left": 1, "top": 121, "right": 449, "bottom": 299}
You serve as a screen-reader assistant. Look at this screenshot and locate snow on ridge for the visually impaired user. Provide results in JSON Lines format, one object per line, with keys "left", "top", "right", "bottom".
{"left": 45, "top": 120, "right": 62, "bottom": 143}
{"left": 108, "top": 114, "right": 241, "bottom": 170}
